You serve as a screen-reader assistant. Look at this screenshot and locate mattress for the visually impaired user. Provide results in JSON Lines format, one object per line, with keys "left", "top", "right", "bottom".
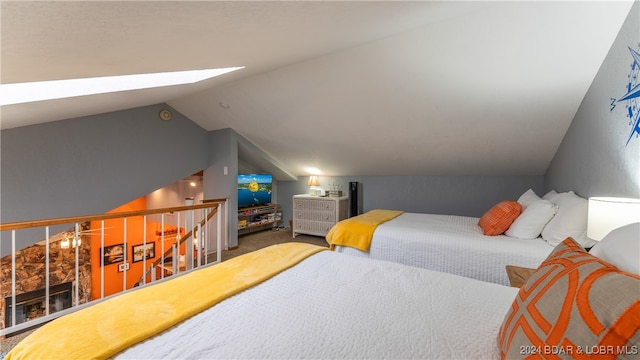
{"left": 333, "top": 213, "right": 554, "bottom": 286}
{"left": 117, "top": 249, "right": 518, "bottom": 359}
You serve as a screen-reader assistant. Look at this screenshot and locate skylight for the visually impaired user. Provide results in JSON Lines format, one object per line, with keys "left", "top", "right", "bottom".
{"left": 0, "top": 67, "right": 244, "bottom": 106}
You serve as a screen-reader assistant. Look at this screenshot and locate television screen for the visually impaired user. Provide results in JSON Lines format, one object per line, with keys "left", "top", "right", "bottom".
{"left": 238, "top": 174, "right": 272, "bottom": 208}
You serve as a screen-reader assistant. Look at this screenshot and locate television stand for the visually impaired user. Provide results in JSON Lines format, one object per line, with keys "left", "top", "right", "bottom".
{"left": 237, "top": 203, "right": 282, "bottom": 236}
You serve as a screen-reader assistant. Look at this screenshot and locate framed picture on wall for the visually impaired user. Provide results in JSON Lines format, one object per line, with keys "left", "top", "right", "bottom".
{"left": 102, "top": 244, "right": 124, "bottom": 266}
{"left": 132, "top": 242, "right": 155, "bottom": 263}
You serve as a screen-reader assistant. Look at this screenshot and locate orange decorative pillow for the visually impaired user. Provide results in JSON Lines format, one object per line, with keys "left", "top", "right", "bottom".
{"left": 478, "top": 200, "right": 522, "bottom": 235}
{"left": 498, "top": 237, "right": 640, "bottom": 359}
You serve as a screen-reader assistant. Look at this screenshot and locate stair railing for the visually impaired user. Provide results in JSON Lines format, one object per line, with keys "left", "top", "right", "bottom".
{"left": 0, "top": 198, "right": 227, "bottom": 337}
{"left": 137, "top": 205, "right": 221, "bottom": 286}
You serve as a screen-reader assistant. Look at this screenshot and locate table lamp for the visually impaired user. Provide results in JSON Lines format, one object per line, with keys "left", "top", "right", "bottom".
{"left": 587, "top": 197, "right": 640, "bottom": 241}
{"left": 307, "top": 176, "right": 321, "bottom": 196}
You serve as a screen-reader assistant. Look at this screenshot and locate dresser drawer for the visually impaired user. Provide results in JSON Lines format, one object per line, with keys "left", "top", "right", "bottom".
{"left": 294, "top": 198, "right": 336, "bottom": 212}
{"left": 294, "top": 210, "right": 336, "bottom": 222}
{"left": 294, "top": 219, "right": 335, "bottom": 237}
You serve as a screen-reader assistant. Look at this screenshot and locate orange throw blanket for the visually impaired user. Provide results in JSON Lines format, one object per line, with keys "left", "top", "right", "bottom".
{"left": 327, "top": 209, "right": 404, "bottom": 251}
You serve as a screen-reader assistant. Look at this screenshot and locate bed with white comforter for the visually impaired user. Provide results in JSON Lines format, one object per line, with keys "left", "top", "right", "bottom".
{"left": 9, "top": 228, "right": 639, "bottom": 360}
{"left": 117, "top": 248, "right": 518, "bottom": 359}
{"left": 332, "top": 212, "right": 554, "bottom": 286}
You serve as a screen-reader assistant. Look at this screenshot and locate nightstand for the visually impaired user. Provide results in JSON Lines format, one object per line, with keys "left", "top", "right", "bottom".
{"left": 505, "top": 265, "right": 537, "bottom": 288}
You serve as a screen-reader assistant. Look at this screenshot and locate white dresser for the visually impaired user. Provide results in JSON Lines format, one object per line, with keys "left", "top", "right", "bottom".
{"left": 292, "top": 195, "right": 349, "bottom": 238}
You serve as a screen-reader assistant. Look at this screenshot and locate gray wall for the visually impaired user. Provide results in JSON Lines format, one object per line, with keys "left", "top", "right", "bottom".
{"left": 545, "top": 2, "right": 639, "bottom": 199}
{"left": 1, "top": 104, "right": 210, "bottom": 248}
{"left": 277, "top": 175, "right": 544, "bottom": 227}
{"left": 204, "top": 128, "right": 239, "bottom": 248}
{"left": 1, "top": 104, "right": 209, "bottom": 222}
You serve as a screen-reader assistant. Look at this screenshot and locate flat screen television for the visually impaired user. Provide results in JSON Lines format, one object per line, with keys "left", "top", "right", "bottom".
{"left": 237, "top": 174, "right": 273, "bottom": 208}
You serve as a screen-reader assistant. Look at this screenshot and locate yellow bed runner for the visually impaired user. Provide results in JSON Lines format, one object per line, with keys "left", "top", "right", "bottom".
{"left": 6, "top": 242, "right": 326, "bottom": 360}
{"left": 327, "top": 209, "right": 404, "bottom": 252}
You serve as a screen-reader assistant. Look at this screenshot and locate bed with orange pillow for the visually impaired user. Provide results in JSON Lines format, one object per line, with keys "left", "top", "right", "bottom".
{"left": 329, "top": 211, "right": 554, "bottom": 286}
{"left": 328, "top": 189, "right": 598, "bottom": 286}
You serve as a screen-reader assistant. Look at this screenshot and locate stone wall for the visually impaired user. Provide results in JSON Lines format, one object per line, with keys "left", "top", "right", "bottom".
{"left": 0, "top": 225, "right": 92, "bottom": 330}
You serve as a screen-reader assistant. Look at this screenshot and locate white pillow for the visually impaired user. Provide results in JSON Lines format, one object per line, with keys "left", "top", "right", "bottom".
{"left": 589, "top": 223, "right": 640, "bottom": 275}
{"left": 541, "top": 192, "right": 594, "bottom": 247}
{"left": 505, "top": 199, "right": 558, "bottom": 239}
{"left": 517, "top": 189, "right": 541, "bottom": 207}
{"left": 542, "top": 190, "right": 565, "bottom": 204}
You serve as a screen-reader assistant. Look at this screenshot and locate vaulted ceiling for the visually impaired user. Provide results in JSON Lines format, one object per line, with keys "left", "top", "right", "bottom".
{"left": 1, "top": 1, "right": 634, "bottom": 179}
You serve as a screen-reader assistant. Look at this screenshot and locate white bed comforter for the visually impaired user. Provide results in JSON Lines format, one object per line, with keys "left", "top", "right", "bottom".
{"left": 117, "top": 250, "right": 518, "bottom": 359}
{"left": 333, "top": 213, "right": 554, "bottom": 286}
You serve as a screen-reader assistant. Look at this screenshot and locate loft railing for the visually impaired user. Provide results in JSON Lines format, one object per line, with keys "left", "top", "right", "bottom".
{"left": 0, "top": 199, "right": 228, "bottom": 337}
{"left": 136, "top": 205, "right": 220, "bottom": 287}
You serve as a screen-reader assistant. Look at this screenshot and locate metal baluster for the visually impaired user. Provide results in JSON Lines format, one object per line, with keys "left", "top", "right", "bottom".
{"left": 142, "top": 215, "right": 147, "bottom": 286}
{"left": 45, "top": 227, "right": 50, "bottom": 317}
{"left": 176, "top": 211, "right": 181, "bottom": 274}
{"left": 11, "top": 230, "right": 16, "bottom": 329}
{"left": 203, "top": 206, "right": 208, "bottom": 265}
{"left": 217, "top": 203, "right": 222, "bottom": 263}
{"left": 100, "top": 220, "right": 105, "bottom": 299}
{"left": 161, "top": 213, "right": 165, "bottom": 280}
{"left": 172, "top": 244, "right": 178, "bottom": 275}
{"left": 74, "top": 223, "right": 80, "bottom": 307}
{"left": 196, "top": 223, "right": 202, "bottom": 267}
{"left": 123, "top": 218, "right": 127, "bottom": 292}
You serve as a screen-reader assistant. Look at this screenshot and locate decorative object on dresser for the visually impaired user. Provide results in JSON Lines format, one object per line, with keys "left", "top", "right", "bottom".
{"left": 237, "top": 203, "right": 282, "bottom": 236}
{"left": 327, "top": 181, "right": 343, "bottom": 197}
{"left": 292, "top": 195, "right": 348, "bottom": 238}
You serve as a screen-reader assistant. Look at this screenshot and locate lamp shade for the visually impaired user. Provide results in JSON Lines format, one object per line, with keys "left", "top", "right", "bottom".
{"left": 587, "top": 197, "right": 640, "bottom": 241}
{"left": 307, "top": 176, "right": 320, "bottom": 187}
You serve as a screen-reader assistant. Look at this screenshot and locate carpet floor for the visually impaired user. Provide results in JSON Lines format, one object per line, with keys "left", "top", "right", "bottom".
{"left": 223, "top": 227, "right": 328, "bottom": 260}
{"left": 0, "top": 228, "right": 328, "bottom": 355}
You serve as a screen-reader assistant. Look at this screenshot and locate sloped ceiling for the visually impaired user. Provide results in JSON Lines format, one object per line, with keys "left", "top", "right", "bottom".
{"left": 1, "top": 1, "right": 634, "bottom": 179}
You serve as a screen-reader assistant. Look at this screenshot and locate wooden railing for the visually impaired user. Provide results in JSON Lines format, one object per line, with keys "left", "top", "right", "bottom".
{"left": 136, "top": 205, "right": 220, "bottom": 286}
{"left": 0, "top": 199, "right": 228, "bottom": 336}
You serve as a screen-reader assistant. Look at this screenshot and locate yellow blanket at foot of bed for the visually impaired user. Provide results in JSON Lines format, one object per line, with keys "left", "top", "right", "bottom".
{"left": 6, "top": 242, "right": 326, "bottom": 360}
{"left": 327, "top": 209, "right": 404, "bottom": 252}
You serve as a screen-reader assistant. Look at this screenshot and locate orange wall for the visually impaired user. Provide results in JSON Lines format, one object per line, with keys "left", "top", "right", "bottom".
{"left": 90, "top": 197, "right": 183, "bottom": 299}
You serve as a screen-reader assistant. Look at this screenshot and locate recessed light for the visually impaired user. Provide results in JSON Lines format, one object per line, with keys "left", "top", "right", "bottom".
{"left": 0, "top": 67, "right": 244, "bottom": 106}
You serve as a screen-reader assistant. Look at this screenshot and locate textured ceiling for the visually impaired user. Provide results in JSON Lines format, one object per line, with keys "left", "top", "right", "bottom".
{"left": 1, "top": 1, "right": 634, "bottom": 179}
